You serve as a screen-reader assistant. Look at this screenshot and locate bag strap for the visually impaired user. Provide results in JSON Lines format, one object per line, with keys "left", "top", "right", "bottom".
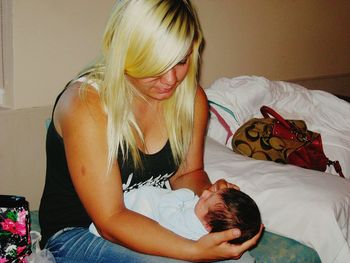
{"left": 209, "top": 106, "right": 233, "bottom": 144}
{"left": 328, "top": 160, "right": 345, "bottom": 178}
{"left": 260, "top": 106, "right": 307, "bottom": 139}
{"left": 260, "top": 106, "right": 292, "bottom": 129}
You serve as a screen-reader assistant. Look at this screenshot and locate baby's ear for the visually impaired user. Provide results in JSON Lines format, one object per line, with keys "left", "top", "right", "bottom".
{"left": 204, "top": 222, "right": 212, "bottom": 232}
{"left": 201, "top": 189, "right": 211, "bottom": 199}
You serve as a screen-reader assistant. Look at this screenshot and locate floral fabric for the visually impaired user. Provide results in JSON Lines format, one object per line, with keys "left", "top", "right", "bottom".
{"left": 0, "top": 197, "right": 31, "bottom": 263}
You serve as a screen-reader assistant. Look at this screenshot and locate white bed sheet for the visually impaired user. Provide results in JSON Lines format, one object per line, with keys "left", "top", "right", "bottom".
{"left": 204, "top": 137, "right": 350, "bottom": 263}
{"left": 204, "top": 76, "right": 350, "bottom": 263}
{"left": 205, "top": 76, "right": 350, "bottom": 178}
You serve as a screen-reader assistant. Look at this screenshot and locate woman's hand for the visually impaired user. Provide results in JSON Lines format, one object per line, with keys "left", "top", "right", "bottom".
{"left": 208, "top": 179, "right": 240, "bottom": 192}
{"left": 192, "top": 224, "right": 264, "bottom": 262}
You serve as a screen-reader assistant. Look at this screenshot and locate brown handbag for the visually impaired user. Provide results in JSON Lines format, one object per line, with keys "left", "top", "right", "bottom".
{"left": 209, "top": 104, "right": 344, "bottom": 177}
{"left": 231, "top": 106, "right": 344, "bottom": 177}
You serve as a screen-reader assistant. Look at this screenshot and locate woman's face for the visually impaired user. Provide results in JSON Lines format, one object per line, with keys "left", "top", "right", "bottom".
{"left": 127, "top": 55, "right": 191, "bottom": 102}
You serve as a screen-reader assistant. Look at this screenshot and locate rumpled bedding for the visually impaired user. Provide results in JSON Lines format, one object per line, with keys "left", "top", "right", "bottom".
{"left": 204, "top": 76, "right": 350, "bottom": 263}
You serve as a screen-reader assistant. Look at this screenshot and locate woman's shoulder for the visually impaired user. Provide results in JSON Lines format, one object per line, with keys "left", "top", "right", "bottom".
{"left": 66, "top": 81, "right": 100, "bottom": 105}
{"left": 195, "top": 85, "right": 209, "bottom": 114}
{"left": 54, "top": 81, "right": 105, "bottom": 136}
{"left": 196, "top": 85, "right": 207, "bottom": 99}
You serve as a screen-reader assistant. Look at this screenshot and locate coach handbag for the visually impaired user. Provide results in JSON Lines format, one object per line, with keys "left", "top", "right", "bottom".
{"left": 209, "top": 103, "right": 344, "bottom": 177}
{"left": 231, "top": 106, "right": 344, "bottom": 177}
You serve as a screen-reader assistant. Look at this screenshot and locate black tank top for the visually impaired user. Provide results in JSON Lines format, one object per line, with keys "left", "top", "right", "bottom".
{"left": 39, "top": 88, "right": 177, "bottom": 247}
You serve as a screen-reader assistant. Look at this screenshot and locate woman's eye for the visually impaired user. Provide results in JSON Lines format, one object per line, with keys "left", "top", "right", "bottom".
{"left": 177, "top": 58, "right": 188, "bottom": 65}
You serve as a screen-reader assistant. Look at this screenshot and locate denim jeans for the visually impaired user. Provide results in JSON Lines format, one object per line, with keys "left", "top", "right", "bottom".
{"left": 45, "top": 227, "right": 255, "bottom": 263}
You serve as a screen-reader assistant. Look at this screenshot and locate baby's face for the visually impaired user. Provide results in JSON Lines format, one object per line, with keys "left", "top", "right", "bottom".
{"left": 194, "top": 189, "right": 224, "bottom": 232}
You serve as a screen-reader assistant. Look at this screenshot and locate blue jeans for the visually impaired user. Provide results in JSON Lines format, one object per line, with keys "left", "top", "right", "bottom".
{"left": 46, "top": 227, "right": 255, "bottom": 263}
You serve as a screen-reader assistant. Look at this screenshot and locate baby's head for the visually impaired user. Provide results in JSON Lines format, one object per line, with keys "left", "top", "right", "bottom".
{"left": 195, "top": 188, "right": 261, "bottom": 244}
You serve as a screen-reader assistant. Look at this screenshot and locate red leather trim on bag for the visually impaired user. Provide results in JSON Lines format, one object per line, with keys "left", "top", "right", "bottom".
{"left": 260, "top": 106, "right": 345, "bottom": 178}
{"left": 260, "top": 106, "right": 291, "bottom": 129}
{"left": 287, "top": 134, "right": 328, "bottom": 171}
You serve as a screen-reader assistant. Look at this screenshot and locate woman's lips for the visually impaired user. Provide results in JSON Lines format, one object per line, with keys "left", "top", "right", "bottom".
{"left": 158, "top": 88, "right": 173, "bottom": 94}
{"left": 157, "top": 84, "right": 177, "bottom": 94}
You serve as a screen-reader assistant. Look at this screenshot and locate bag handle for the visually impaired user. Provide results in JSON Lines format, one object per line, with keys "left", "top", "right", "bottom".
{"left": 260, "top": 105, "right": 309, "bottom": 141}
{"left": 260, "top": 106, "right": 292, "bottom": 129}
{"left": 328, "top": 160, "right": 345, "bottom": 178}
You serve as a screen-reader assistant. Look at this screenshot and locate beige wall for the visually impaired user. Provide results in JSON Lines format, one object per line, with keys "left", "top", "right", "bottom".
{"left": 192, "top": 0, "right": 350, "bottom": 89}
{"left": 11, "top": 0, "right": 116, "bottom": 109}
{"left": 4, "top": 0, "right": 350, "bottom": 109}
{"left": 0, "top": 106, "right": 52, "bottom": 210}
{"left": 1, "top": 0, "right": 350, "bottom": 210}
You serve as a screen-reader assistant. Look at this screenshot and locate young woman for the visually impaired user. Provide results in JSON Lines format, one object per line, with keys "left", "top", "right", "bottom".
{"left": 39, "top": 0, "right": 263, "bottom": 262}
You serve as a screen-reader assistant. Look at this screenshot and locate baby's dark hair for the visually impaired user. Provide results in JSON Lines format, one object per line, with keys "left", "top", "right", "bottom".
{"left": 204, "top": 188, "right": 261, "bottom": 244}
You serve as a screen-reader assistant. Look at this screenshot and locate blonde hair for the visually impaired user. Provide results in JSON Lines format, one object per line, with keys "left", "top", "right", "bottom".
{"left": 78, "top": 0, "right": 203, "bottom": 171}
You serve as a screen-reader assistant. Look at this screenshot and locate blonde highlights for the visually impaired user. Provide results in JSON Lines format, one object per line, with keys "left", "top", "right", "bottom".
{"left": 78, "top": 0, "right": 203, "bottom": 171}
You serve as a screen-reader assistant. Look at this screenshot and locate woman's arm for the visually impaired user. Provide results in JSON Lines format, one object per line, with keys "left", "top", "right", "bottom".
{"left": 169, "top": 86, "right": 263, "bottom": 257}
{"left": 170, "top": 87, "right": 236, "bottom": 195}
{"left": 55, "top": 83, "right": 256, "bottom": 262}
{"left": 169, "top": 86, "right": 211, "bottom": 195}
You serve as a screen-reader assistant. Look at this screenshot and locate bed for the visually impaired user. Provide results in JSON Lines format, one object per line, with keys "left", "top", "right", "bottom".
{"left": 204, "top": 76, "right": 350, "bottom": 263}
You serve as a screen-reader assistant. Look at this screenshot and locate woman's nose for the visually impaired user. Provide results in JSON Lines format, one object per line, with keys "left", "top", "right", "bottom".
{"left": 160, "top": 68, "right": 177, "bottom": 86}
